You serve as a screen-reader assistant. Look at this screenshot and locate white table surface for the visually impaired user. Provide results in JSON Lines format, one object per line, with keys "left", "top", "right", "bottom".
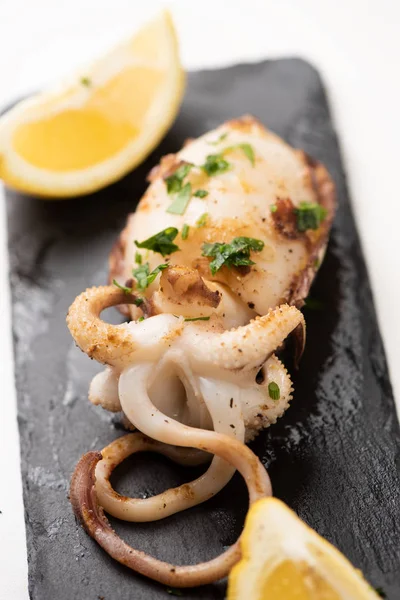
{"left": 0, "top": 1, "right": 399, "bottom": 598}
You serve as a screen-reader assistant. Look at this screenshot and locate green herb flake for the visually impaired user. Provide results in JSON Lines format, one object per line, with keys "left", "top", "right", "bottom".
{"left": 80, "top": 76, "right": 91, "bottom": 87}
{"left": 196, "top": 212, "right": 208, "bottom": 228}
{"left": 135, "top": 251, "right": 142, "bottom": 265}
{"left": 165, "top": 163, "right": 193, "bottom": 195}
{"left": 113, "top": 279, "right": 133, "bottom": 294}
{"left": 238, "top": 143, "right": 255, "bottom": 165}
{"left": 132, "top": 263, "right": 168, "bottom": 291}
{"left": 166, "top": 182, "right": 192, "bottom": 215}
{"left": 166, "top": 588, "right": 183, "bottom": 596}
{"left": 209, "top": 132, "right": 228, "bottom": 145}
{"left": 135, "top": 227, "right": 180, "bottom": 257}
{"left": 201, "top": 153, "right": 231, "bottom": 177}
{"left": 225, "top": 143, "right": 255, "bottom": 166}
{"left": 270, "top": 204, "right": 277, "bottom": 213}
{"left": 184, "top": 316, "right": 210, "bottom": 322}
{"left": 375, "top": 587, "right": 386, "bottom": 598}
{"left": 268, "top": 382, "right": 280, "bottom": 401}
{"left": 295, "top": 202, "right": 327, "bottom": 232}
{"left": 137, "top": 316, "right": 145, "bottom": 322}
{"left": 181, "top": 224, "right": 190, "bottom": 240}
{"left": 201, "top": 236, "right": 264, "bottom": 275}
{"left": 304, "top": 297, "right": 324, "bottom": 311}
{"left": 193, "top": 189, "right": 209, "bottom": 198}
{"left": 132, "top": 264, "right": 149, "bottom": 291}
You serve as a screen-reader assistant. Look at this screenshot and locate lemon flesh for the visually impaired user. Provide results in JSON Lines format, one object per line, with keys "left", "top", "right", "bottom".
{"left": 0, "top": 11, "right": 184, "bottom": 197}
{"left": 227, "top": 498, "right": 381, "bottom": 600}
{"left": 260, "top": 560, "right": 340, "bottom": 599}
{"left": 13, "top": 66, "right": 165, "bottom": 171}
{"left": 13, "top": 110, "right": 137, "bottom": 172}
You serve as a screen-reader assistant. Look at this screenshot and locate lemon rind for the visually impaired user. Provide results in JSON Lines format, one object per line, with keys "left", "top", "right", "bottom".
{"left": 0, "top": 11, "right": 184, "bottom": 198}
{"left": 228, "top": 498, "right": 380, "bottom": 599}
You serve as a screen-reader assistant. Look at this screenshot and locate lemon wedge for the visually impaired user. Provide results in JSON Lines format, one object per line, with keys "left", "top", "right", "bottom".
{"left": 227, "top": 498, "right": 381, "bottom": 600}
{"left": 0, "top": 10, "right": 184, "bottom": 198}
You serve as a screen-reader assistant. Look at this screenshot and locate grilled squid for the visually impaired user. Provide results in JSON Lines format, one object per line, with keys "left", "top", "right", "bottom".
{"left": 68, "top": 116, "right": 335, "bottom": 586}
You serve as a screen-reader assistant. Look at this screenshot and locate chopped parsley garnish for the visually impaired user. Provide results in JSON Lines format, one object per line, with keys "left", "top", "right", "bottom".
{"left": 137, "top": 316, "right": 145, "bottom": 322}
{"left": 238, "top": 143, "right": 255, "bottom": 165}
{"left": 201, "top": 153, "right": 231, "bottom": 177}
{"left": 268, "top": 382, "right": 280, "bottom": 401}
{"left": 270, "top": 204, "right": 277, "bottom": 213}
{"left": 112, "top": 279, "right": 133, "bottom": 294}
{"left": 166, "top": 182, "right": 192, "bottom": 215}
{"left": 196, "top": 212, "right": 208, "bottom": 227}
{"left": 209, "top": 132, "right": 228, "bottom": 145}
{"left": 193, "top": 189, "right": 208, "bottom": 198}
{"left": 225, "top": 143, "right": 255, "bottom": 166}
{"left": 165, "top": 163, "right": 196, "bottom": 215}
{"left": 304, "top": 297, "right": 324, "bottom": 311}
{"left": 165, "top": 163, "right": 193, "bottom": 194}
{"left": 135, "top": 227, "right": 180, "bottom": 257}
{"left": 201, "top": 236, "right": 264, "bottom": 275}
{"left": 135, "top": 251, "right": 142, "bottom": 265}
{"left": 166, "top": 588, "right": 183, "bottom": 596}
{"left": 132, "top": 263, "right": 168, "bottom": 291}
{"left": 181, "top": 224, "right": 190, "bottom": 240}
{"left": 295, "top": 202, "right": 327, "bottom": 232}
{"left": 184, "top": 316, "right": 210, "bottom": 322}
{"left": 112, "top": 279, "right": 143, "bottom": 305}
{"left": 80, "top": 76, "right": 91, "bottom": 87}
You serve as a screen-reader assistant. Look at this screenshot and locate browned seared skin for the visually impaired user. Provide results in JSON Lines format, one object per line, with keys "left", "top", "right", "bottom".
{"left": 291, "top": 322, "right": 307, "bottom": 369}
{"left": 271, "top": 197, "right": 299, "bottom": 240}
{"left": 146, "top": 154, "right": 184, "bottom": 183}
{"left": 286, "top": 155, "right": 336, "bottom": 308}
{"left": 108, "top": 235, "right": 126, "bottom": 286}
{"left": 108, "top": 231, "right": 131, "bottom": 318}
{"left": 160, "top": 265, "right": 221, "bottom": 308}
{"left": 227, "top": 114, "right": 266, "bottom": 134}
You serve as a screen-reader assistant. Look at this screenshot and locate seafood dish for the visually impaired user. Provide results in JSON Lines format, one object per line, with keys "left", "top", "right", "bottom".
{"left": 67, "top": 115, "right": 335, "bottom": 587}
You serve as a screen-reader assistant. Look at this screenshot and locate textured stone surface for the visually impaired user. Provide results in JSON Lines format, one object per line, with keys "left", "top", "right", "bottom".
{"left": 6, "top": 59, "right": 400, "bottom": 599}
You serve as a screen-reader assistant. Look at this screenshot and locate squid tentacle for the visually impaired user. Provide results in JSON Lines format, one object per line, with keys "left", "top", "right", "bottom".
{"left": 96, "top": 379, "right": 245, "bottom": 522}
{"left": 67, "top": 286, "right": 304, "bottom": 372}
{"left": 66, "top": 286, "right": 142, "bottom": 366}
{"left": 71, "top": 451, "right": 245, "bottom": 588}
{"left": 118, "top": 364, "right": 271, "bottom": 498}
{"left": 188, "top": 304, "right": 305, "bottom": 371}
{"left": 70, "top": 364, "right": 271, "bottom": 586}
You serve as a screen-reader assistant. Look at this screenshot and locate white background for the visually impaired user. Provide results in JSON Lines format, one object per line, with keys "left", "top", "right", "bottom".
{"left": 0, "top": 1, "right": 399, "bottom": 598}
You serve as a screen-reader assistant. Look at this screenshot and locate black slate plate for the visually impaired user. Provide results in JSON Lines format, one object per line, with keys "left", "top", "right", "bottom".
{"left": 6, "top": 59, "right": 400, "bottom": 600}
